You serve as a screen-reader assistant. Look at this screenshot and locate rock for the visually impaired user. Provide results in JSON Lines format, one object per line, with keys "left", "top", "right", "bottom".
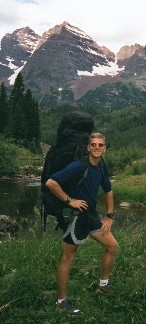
{"left": 120, "top": 202, "right": 130, "bottom": 208}
{"left": 0, "top": 215, "right": 19, "bottom": 239}
{"left": 40, "top": 142, "right": 50, "bottom": 159}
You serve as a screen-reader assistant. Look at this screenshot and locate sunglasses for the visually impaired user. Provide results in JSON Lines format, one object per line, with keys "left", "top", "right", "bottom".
{"left": 90, "top": 143, "right": 105, "bottom": 148}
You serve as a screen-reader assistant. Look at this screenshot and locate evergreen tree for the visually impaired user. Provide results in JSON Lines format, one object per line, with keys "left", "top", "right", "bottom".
{"left": 32, "top": 99, "right": 40, "bottom": 146}
{"left": 12, "top": 103, "right": 27, "bottom": 142}
{"left": 0, "top": 82, "right": 8, "bottom": 134}
{"left": 9, "top": 72, "right": 25, "bottom": 139}
{"left": 10, "top": 72, "right": 25, "bottom": 103}
{"left": 24, "top": 89, "right": 40, "bottom": 149}
{"left": 1, "top": 73, "right": 40, "bottom": 149}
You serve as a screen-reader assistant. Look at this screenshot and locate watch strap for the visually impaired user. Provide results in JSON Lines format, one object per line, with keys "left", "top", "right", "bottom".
{"left": 106, "top": 213, "right": 114, "bottom": 219}
{"left": 66, "top": 196, "right": 72, "bottom": 204}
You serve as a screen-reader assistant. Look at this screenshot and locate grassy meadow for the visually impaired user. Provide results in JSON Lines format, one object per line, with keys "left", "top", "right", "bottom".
{"left": 0, "top": 217, "right": 145, "bottom": 324}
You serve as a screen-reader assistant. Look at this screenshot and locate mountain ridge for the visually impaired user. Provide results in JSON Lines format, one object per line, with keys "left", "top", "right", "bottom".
{"left": 0, "top": 21, "right": 146, "bottom": 107}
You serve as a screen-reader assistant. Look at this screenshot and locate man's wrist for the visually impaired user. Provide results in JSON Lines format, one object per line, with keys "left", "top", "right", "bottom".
{"left": 106, "top": 213, "right": 114, "bottom": 219}
{"left": 66, "top": 196, "right": 72, "bottom": 204}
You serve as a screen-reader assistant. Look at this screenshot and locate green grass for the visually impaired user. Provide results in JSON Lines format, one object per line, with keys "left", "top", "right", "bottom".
{"left": 16, "top": 147, "right": 43, "bottom": 176}
{"left": 0, "top": 223, "right": 145, "bottom": 324}
{"left": 16, "top": 147, "right": 42, "bottom": 167}
{"left": 113, "top": 173, "right": 146, "bottom": 206}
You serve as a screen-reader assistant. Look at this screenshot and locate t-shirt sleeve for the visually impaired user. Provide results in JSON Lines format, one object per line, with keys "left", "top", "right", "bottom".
{"left": 101, "top": 164, "right": 112, "bottom": 193}
{"left": 50, "top": 160, "right": 83, "bottom": 187}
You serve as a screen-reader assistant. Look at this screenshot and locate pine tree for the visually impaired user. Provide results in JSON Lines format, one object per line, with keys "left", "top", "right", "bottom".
{"left": 0, "top": 82, "right": 8, "bottom": 134}
{"left": 9, "top": 72, "right": 25, "bottom": 140}
{"left": 10, "top": 72, "right": 25, "bottom": 103}
{"left": 3, "top": 72, "right": 40, "bottom": 148}
{"left": 12, "top": 103, "right": 27, "bottom": 142}
{"left": 24, "top": 89, "right": 40, "bottom": 149}
{"left": 32, "top": 99, "right": 40, "bottom": 146}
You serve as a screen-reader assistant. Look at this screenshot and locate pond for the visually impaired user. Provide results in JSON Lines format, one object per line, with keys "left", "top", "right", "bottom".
{"left": 0, "top": 177, "right": 41, "bottom": 232}
{"left": 0, "top": 178, "right": 145, "bottom": 234}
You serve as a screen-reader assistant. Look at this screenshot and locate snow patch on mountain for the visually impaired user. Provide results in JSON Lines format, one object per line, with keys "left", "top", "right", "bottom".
{"left": 7, "top": 57, "right": 27, "bottom": 85}
{"left": 77, "top": 61, "right": 125, "bottom": 77}
{"left": 65, "top": 22, "right": 92, "bottom": 40}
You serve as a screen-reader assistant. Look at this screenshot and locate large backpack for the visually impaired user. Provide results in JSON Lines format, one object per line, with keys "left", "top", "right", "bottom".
{"left": 41, "top": 111, "right": 94, "bottom": 231}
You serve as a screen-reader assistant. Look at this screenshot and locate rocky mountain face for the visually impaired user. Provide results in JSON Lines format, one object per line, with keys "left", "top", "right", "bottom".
{"left": 0, "top": 27, "right": 40, "bottom": 85}
{"left": 0, "top": 21, "right": 146, "bottom": 108}
{"left": 117, "top": 44, "right": 146, "bottom": 90}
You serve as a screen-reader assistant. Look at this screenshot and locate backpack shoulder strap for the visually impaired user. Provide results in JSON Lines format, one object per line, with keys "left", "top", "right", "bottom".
{"left": 100, "top": 157, "right": 110, "bottom": 181}
{"left": 76, "top": 156, "right": 89, "bottom": 187}
{"left": 76, "top": 156, "right": 108, "bottom": 187}
{"left": 100, "top": 156, "right": 106, "bottom": 168}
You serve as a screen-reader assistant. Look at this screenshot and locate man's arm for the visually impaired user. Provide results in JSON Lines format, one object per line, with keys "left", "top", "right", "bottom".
{"left": 46, "top": 179, "right": 88, "bottom": 211}
{"left": 105, "top": 190, "right": 114, "bottom": 214}
{"left": 46, "top": 179, "right": 68, "bottom": 202}
{"left": 100, "top": 190, "right": 114, "bottom": 235}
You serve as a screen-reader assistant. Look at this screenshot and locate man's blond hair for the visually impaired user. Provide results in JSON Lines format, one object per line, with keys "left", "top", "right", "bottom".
{"left": 88, "top": 132, "right": 105, "bottom": 144}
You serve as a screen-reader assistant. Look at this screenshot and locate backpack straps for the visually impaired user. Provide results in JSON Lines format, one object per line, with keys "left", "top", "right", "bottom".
{"left": 72, "top": 156, "right": 108, "bottom": 189}
{"left": 75, "top": 156, "right": 89, "bottom": 187}
{"left": 100, "top": 157, "right": 109, "bottom": 177}
{"left": 41, "top": 202, "right": 48, "bottom": 232}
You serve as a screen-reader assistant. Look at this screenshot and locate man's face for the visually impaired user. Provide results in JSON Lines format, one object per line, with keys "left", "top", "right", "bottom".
{"left": 87, "top": 137, "right": 106, "bottom": 158}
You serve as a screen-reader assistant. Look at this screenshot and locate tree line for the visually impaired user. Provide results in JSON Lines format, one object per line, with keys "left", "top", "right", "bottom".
{"left": 0, "top": 73, "right": 40, "bottom": 151}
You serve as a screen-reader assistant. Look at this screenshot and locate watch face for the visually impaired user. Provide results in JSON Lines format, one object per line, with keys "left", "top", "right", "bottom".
{"left": 67, "top": 197, "right": 72, "bottom": 203}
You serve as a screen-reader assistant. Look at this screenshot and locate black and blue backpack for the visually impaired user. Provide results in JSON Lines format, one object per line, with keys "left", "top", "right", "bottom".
{"left": 41, "top": 111, "right": 95, "bottom": 231}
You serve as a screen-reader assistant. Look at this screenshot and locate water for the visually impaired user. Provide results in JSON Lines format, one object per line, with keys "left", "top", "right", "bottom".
{"left": 0, "top": 178, "right": 41, "bottom": 226}
{"left": 0, "top": 178, "right": 145, "bottom": 232}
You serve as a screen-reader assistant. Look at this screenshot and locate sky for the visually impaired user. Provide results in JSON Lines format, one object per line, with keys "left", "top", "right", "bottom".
{"left": 0, "top": 0, "right": 146, "bottom": 53}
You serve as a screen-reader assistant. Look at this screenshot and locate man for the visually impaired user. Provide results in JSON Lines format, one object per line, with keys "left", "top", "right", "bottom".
{"left": 46, "top": 132, "right": 118, "bottom": 315}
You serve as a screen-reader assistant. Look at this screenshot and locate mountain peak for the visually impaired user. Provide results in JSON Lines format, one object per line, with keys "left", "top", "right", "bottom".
{"left": 40, "top": 21, "right": 92, "bottom": 43}
{"left": 1, "top": 21, "right": 146, "bottom": 107}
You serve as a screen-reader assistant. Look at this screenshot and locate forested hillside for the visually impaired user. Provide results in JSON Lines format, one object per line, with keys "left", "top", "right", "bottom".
{"left": 1, "top": 72, "right": 146, "bottom": 154}
{"left": 40, "top": 103, "right": 146, "bottom": 149}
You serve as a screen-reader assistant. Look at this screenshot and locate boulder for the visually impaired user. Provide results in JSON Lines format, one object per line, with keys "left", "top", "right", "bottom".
{"left": 0, "top": 215, "right": 19, "bottom": 239}
{"left": 120, "top": 202, "right": 130, "bottom": 208}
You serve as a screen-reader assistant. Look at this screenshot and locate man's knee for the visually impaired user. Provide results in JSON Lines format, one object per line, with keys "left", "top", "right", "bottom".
{"left": 108, "top": 239, "right": 118, "bottom": 254}
{"left": 62, "top": 243, "right": 78, "bottom": 265}
{"left": 61, "top": 252, "right": 76, "bottom": 268}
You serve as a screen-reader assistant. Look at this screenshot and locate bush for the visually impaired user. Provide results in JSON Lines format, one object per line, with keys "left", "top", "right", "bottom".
{"left": 0, "top": 137, "right": 19, "bottom": 176}
{"left": 105, "top": 144, "right": 145, "bottom": 174}
{"left": 125, "top": 159, "right": 146, "bottom": 176}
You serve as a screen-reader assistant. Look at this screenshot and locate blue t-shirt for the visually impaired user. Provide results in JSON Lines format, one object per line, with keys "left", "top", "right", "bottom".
{"left": 50, "top": 158, "right": 112, "bottom": 206}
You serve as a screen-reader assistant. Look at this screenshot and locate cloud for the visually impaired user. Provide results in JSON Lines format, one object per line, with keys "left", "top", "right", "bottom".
{"left": 16, "top": 0, "right": 38, "bottom": 3}
{"left": 0, "top": 0, "right": 146, "bottom": 53}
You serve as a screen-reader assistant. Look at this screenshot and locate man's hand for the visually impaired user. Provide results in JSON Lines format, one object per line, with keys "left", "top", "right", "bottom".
{"left": 69, "top": 199, "right": 88, "bottom": 212}
{"left": 100, "top": 218, "right": 113, "bottom": 236}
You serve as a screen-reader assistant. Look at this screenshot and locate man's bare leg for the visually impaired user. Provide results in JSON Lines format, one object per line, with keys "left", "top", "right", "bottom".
{"left": 57, "top": 241, "right": 78, "bottom": 299}
{"left": 90, "top": 231, "right": 118, "bottom": 280}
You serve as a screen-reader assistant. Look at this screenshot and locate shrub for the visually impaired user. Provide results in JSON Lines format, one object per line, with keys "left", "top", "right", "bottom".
{"left": 125, "top": 159, "right": 146, "bottom": 176}
{"left": 0, "top": 137, "right": 19, "bottom": 176}
{"left": 105, "top": 144, "right": 145, "bottom": 174}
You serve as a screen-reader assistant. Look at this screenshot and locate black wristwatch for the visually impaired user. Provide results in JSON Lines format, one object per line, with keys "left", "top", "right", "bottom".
{"left": 66, "top": 196, "right": 72, "bottom": 204}
{"left": 106, "top": 213, "right": 114, "bottom": 219}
